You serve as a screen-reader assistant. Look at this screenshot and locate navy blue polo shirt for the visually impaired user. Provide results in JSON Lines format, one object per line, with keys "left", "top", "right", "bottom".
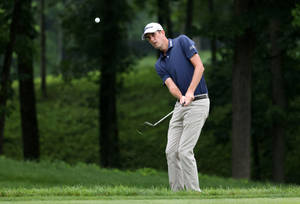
{"left": 155, "top": 35, "right": 208, "bottom": 96}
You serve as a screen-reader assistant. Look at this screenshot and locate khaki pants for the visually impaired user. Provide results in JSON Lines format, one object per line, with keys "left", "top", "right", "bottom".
{"left": 166, "top": 98, "right": 210, "bottom": 191}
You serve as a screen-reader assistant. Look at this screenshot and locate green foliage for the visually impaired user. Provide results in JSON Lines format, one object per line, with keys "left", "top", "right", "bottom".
{"left": 292, "top": 4, "right": 300, "bottom": 27}
{"left": 4, "top": 75, "right": 99, "bottom": 163}
{"left": 0, "top": 1, "right": 13, "bottom": 57}
{"left": 4, "top": 45, "right": 300, "bottom": 182}
{"left": 32, "top": 0, "right": 62, "bottom": 76}
{"left": 2, "top": 0, "right": 300, "bottom": 186}
{"left": 0, "top": 1, "right": 15, "bottom": 117}
{"left": 117, "top": 56, "right": 174, "bottom": 169}
{"left": 59, "top": 0, "right": 134, "bottom": 81}
{"left": 289, "top": 4, "right": 300, "bottom": 60}
{"left": 4, "top": 54, "right": 233, "bottom": 177}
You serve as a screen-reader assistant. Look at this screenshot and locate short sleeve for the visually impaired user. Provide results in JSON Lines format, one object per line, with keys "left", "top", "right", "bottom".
{"left": 179, "top": 35, "right": 198, "bottom": 59}
{"left": 155, "top": 63, "right": 170, "bottom": 84}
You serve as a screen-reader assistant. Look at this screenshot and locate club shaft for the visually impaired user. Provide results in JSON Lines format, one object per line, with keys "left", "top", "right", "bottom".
{"left": 154, "top": 110, "right": 174, "bottom": 126}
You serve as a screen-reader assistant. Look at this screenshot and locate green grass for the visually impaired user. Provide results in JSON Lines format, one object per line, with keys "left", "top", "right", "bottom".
{"left": 1, "top": 199, "right": 300, "bottom": 204}
{"left": 0, "top": 157, "right": 168, "bottom": 188}
{"left": 1, "top": 198, "right": 300, "bottom": 204}
{"left": 1, "top": 156, "right": 300, "bottom": 203}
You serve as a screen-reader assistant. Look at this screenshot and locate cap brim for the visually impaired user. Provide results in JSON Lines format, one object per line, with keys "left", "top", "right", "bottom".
{"left": 141, "top": 28, "right": 162, "bottom": 40}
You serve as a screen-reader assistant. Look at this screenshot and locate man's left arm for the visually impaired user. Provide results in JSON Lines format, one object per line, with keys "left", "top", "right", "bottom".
{"left": 184, "top": 53, "right": 205, "bottom": 106}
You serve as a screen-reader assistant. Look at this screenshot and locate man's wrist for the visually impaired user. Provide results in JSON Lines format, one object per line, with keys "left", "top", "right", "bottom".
{"left": 186, "top": 91, "right": 195, "bottom": 99}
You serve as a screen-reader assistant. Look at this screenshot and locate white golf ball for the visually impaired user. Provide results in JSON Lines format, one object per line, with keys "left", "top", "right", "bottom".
{"left": 95, "top": 17, "right": 100, "bottom": 23}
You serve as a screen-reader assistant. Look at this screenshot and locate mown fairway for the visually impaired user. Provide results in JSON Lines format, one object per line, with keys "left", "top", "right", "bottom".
{"left": 1, "top": 157, "right": 300, "bottom": 203}
{"left": 1, "top": 198, "right": 300, "bottom": 204}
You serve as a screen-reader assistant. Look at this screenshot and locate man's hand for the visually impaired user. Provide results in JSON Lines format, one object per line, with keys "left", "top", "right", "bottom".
{"left": 184, "top": 91, "right": 194, "bottom": 106}
{"left": 164, "top": 77, "right": 195, "bottom": 107}
{"left": 180, "top": 96, "right": 186, "bottom": 106}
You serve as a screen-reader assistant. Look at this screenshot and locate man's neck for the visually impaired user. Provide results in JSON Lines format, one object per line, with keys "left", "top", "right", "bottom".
{"left": 161, "top": 38, "right": 169, "bottom": 56}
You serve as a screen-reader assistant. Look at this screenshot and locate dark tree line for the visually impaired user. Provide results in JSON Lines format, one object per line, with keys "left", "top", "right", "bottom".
{"left": 225, "top": 0, "right": 296, "bottom": 181}
{"left": 57, "top": 0, "right": 132, "bottom": 168}
{"left": 0, "top": 0, "right": 299, "bottom": 183}
{"left": 187, "top": 0, "right": 298, "bottom": 181}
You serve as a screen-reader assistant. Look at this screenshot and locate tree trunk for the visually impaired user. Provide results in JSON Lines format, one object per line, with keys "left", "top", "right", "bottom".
{"left": 157, "top": 0, "right": 173, "bottom": 38}
{"left": 185, "top": 0, "right": 193, "bottom": 36}
{"left": 16, "top": 0, "right": 40, "bottom": 160}
{"left": 165, "top": 0, "right": 173, "bottom": 38}
{"left": 252, "top": 133, "right": 261, "bottom": 180}
{"left": 98, "top": 0, "right": 127, "bottom": 168}
{"left": 208, "top": 0, "right": 217, "bottom": 65}
{"left": 157, "top": 0, "right": 164, "bottom": 26}
{"left": 270, "top": 19, "right": 286, "bottom": 183}
{"left": 0, "top": 0, "right": 22, "bottom": 155}
{"left": 40, "top": 0, "right": 47, "bottom": 97}
{"left": 157, "top": 0, "right": 164, "bottom": 58}
{"left": 232, "top": 0, "right": 255, "bottom": 179}
{"left": 99, "top": 71, "right": 120, "bottom": 167}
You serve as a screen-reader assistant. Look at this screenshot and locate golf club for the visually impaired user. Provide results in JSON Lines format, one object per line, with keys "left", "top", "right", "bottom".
{"left": 144, "top": 110, "right": 174, "bottom": 127}
{"left": 136, "top": 110, "right": 174, "bottom": 135}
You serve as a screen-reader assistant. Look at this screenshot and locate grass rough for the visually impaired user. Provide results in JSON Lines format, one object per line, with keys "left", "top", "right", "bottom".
{"left": 1, "top": 157, "right": 300, "bottom": 200}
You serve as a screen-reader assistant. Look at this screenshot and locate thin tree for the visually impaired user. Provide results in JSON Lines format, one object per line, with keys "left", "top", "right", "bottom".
{"left": 269, "top": 18, "right": 286, "bottom": 183}
{"left": 0, "top": 0, "right": 22, "bottom": 154}
{"left": 268, "top": 0, "right": 297, "bottom": 183}
{"left": 208, "top": 0, "right": 217, "bottom": 65}
{"left": 40, "top": 0, "right": 47, "bottom": 97}
{"left": 16, "top": 0, "right": 40, "bottom": 160}
{"left": 185, "top": 0, "right": 194, "bottom": 37}
{"left": 157, "top": 0, "right": 173, "bottom": 38}
{"left": 98, "top": 0, "right": 130, "bottom": 168}
{"left": 165, "top": 0, "right": 173, "bottom": 38}
{"left": 232, "top": 0, "right": 256, "bottom": 179}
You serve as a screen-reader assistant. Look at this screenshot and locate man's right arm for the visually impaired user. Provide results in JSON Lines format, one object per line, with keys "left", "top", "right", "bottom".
{"left": 165, "top": 77, "right": 185, "bottom": 105}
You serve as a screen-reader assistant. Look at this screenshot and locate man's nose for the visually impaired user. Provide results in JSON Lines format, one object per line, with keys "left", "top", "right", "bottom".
{"left": 149, "top": 35, "right": 155, "bottom": 41}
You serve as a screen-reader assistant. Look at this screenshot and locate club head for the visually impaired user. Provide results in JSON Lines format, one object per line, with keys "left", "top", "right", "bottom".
{"left": 144, "top": 121, "right": 155, "bottom": 126}
{"left": 137, "top": 110, "right": 173, "bottom": 135}
{"left": 136, "top": 122, "right": 154, "bottom": 135}
{"left": 136, "top": 123, "right": 150, "bottom": 135}
{"left": 136, "top": 129, "right": 143, "bottom": 135}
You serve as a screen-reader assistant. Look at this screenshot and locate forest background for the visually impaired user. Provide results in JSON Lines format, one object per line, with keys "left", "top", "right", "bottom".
{"left": 0, "top": 0, "right": 300, "bottom": 185}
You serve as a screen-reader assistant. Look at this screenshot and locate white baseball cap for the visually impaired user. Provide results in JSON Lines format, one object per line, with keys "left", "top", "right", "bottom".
{"left": 142, "top": 22, "right": 163, "bottom": 40}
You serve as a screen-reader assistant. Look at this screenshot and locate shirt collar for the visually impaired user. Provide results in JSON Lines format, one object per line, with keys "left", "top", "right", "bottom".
{"left": 160, "top": 39, "right": 173, "bottom": 58}
{"left": 168, "top": 39, "right": 173, "bottom": 49}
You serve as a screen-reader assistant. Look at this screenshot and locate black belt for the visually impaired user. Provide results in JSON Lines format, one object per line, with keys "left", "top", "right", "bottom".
{"left": 177, "top": 94, "right": 208, "bottom": 102}
{"left": 194, "top": 94, "right": 209, "bottom": 101}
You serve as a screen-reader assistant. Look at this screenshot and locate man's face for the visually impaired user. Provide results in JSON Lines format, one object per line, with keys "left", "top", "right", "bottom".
{"left": 145, "top": 31, "right": 164, "bottom": 50}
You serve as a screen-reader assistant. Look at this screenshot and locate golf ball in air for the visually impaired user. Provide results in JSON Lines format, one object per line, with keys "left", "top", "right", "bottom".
{"left": 95, "top": 17, "right": 100, "bottom": 23}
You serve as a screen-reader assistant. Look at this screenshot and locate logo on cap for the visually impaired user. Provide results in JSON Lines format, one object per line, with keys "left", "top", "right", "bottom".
{"left": 144, "top": 26, "right": 153, "bottom": 31}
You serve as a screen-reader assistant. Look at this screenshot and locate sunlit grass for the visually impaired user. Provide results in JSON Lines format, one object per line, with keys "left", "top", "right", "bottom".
{"left": 1, "top": 157, "right": 300, "bottom": 200}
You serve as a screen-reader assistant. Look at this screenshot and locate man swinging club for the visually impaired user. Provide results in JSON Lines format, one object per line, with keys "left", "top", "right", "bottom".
{"left": 142, "top": 22, "right": 210, "bottom": 192}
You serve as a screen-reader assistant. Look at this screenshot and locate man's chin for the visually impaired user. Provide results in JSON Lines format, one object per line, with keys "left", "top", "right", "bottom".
{"left": 153, "top": 44, "right": 160, "bottom": 49}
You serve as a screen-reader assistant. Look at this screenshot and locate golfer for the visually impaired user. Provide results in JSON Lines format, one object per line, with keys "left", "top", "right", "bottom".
{"left": 142, "top": 22, "right": 210, "bottom": 192}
